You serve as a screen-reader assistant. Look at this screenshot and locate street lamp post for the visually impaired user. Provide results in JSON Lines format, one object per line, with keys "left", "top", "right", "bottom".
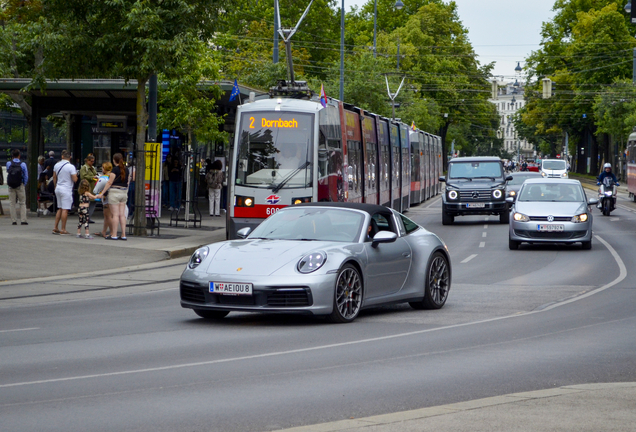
{"left": 340, "top": 0, "right": 344, "bottom": 100}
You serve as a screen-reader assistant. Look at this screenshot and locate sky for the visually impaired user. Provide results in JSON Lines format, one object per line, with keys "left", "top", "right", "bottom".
{"left": 343, "top": 0, "right": 557, "bottom": 79}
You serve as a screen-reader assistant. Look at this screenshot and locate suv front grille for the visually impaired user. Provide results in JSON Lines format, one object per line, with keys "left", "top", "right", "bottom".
{"left": 459, "top": 189, "right": 494, "bottom": 201}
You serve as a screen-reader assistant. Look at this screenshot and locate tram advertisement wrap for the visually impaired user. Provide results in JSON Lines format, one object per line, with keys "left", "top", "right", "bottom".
{"left": 144, "top": 142, "right": 162, "bottom": 217}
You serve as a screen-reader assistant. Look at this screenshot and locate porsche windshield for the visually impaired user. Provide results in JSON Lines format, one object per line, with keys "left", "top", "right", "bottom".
{"left": 249, "top": 207, "right": 365, "bottom": 242}
{"left": 448, "top": 161, "right": 503, "bottom": 179}
{"left": 235, "top": 112, "right": 313, "bottom": 189}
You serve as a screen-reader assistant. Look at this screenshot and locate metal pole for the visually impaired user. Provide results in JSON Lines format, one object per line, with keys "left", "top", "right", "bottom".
{"left": 397, "top": 36, "right": 400, "bottom": 70}
{"left": 148, "top": 75, "right": 157, "bottom": 142}
{"left": 339, "top": 0, "right": 344, "bottom": 101}
{"left": 633, "top": 48, "right": 636, "bottom": 84}
{"left": 274, "top": 11, "right": 279, "bottom": 63}
{"left": 373, "top": 0, "right": 377, "bottom": 58}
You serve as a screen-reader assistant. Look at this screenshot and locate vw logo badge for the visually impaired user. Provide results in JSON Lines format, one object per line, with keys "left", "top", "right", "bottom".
{"left": 547, "top": 215, "right": 554, "bottom": 222}
{"left": 472, "top": 191, "right": 479, "bottom": 199}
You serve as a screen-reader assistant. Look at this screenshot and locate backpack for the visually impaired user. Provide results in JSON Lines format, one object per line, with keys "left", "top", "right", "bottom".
{"left": 7, "top": 161, "right": 23, "bottom": 189}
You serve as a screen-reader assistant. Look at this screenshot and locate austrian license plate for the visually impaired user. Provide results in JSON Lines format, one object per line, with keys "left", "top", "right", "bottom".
{"left": 466, "top": 203, "right": 486, "bottom": 208}
{"left": 210, "top": 282, "right": 253, "bottom": 295}
{"left": 537, "top": 224, "right": 564, "bottom": 232}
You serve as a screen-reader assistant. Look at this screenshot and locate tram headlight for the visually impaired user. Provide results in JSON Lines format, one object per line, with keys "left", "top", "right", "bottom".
{"left": 292, "top": 197, "right": 312, "bottom": 205}
{"left": 493, "top": 189, "right": 503, "bottom": 199}
{"left": 235, "top": 195, "right": 255, "bottom": 207}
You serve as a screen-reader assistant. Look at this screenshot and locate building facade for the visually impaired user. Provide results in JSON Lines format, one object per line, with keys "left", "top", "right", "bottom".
{"left": 489, "top": 80, "right": 535, "bottom": 161}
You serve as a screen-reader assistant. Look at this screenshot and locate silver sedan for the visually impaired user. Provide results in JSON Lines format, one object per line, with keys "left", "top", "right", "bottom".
{"left": 507, "top": 178, "right": 597, "bottom": 250}
{"left": 180, "top": 202, "right": 452, "bottom": 323}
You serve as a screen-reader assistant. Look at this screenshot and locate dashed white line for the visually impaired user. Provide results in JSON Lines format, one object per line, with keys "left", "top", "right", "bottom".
{"left": 479, "top": 242, "right": 485, "bottom": 248}
{"left": 484, "top": 224, "right": 488, "bottom": 229}
{"left": 482, "top": 232, "right": 487, "bottom": 238}
{"left": 461, "top": 254, "right": 478, "bottom": 264}
{"left": 0, "top": 327, "right": 39, "bottom": 334}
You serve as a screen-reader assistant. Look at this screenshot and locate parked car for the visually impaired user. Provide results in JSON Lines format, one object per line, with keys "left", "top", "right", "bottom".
{"left": 180, "top": 202, "right": 452, "bottom": 323}
{"left": 507, "top": 179, "right": 597, "bottom": 250}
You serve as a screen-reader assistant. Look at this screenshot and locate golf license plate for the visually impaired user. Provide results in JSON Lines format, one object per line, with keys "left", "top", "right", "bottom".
{"left": 466, "top": 203, "right": 486, "bottom": 208}
{"left": 210, "top": 282, "right": 253, "bottom": 295}
{"left": 537, "top": 224, "right": 564, "bottom": 232}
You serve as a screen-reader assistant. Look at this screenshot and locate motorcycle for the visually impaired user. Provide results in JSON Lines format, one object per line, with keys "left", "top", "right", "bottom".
{"left": 597, "top": 177, "right": 617, "bottom": 216}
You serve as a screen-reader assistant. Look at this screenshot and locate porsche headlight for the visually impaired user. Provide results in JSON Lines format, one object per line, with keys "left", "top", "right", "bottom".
{"left": 448, "top": 190, "right": 458, "bottom": 200}
{"left": 513, "top": 212, "right": 530, "bottom": 222}
{"left": 493, "top": 189, "right": 503, "bottom": 199}
{"left": 188, "top": 247, "right": 209, "bottom": 269}
{"left": 571, "top": 213, "right": 588, "bottom": 223}
{"left": 298, "top": 251, "right": 327, "bottom": 273}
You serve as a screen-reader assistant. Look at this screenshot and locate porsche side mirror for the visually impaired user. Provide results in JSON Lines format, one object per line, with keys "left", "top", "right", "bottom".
{"left": 439, "top": 176, "right": 446, "bottom": 182}
{"left": 371, "top": 231, "right": 398, "bottom": 248}
{"left": 237, "top": 227, "right": 251, "bottom": 239}
{"left": 587, "top": 198, "right": 598, "bottom": 206}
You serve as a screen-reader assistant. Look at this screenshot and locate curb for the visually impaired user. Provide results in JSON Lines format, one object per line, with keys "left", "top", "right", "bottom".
{"left": 273, "top": 383, "right": 636, "bottom": 432}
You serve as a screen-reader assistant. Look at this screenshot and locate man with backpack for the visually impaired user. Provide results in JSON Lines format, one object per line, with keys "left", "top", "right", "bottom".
{"left": 6, "top": 149, "right": 29, "bottom": 225}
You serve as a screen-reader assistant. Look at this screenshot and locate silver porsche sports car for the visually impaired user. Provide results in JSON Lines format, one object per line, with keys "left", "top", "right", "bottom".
{"left": 180, "top": 202, "right": 451, "bottom": 323}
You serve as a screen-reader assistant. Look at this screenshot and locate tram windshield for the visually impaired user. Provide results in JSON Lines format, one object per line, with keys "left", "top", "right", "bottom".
{"left": 235, "top": 112, "right": 313, "bottom": 190}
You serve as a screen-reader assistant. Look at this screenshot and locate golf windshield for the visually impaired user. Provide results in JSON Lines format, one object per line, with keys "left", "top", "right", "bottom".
{"left": 448, "top": 161, "right": 503, "bottom": 179}
{"left": 249, "top": 207, "right": 365, "bottom": 242}
{"left": 518, "top": 183, "right": 583, "bottom": 202}
{"left": 235, "top": 112, "right": 313, "bottom": 189}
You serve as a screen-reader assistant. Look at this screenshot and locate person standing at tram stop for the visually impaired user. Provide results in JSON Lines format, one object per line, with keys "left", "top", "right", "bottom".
{"left": 97, "top": 153, "right": 129, "bottom": 240}
{"left": 6, "top": 149, "right": 29, "bottom": 225}
{"left": 79, "top": 154, "right": 99, "bottom": 223}
{"left": 206, "top": 160, "right": 225, "bottom": 217}
{"left": 168, "top": 156, "right": 182, "bottom": 211}
{"left": 52, "top": 150, "right": 78, "bottom": 235}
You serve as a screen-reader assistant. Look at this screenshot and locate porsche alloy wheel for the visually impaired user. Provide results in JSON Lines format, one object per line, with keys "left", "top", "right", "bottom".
{"left": 328, "top": 264, "right": 363, "bottom": 323}
{"left": 410, "top": 252, "right": 450, "bottom": 310}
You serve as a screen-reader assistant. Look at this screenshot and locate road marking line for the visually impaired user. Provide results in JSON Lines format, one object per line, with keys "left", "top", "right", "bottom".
{"left": 0, "top": 235, "right": 625, "bottom": 390}
{"left": 610, "top": 218, "right": 619, "bottom": 221}
{"left": 484, "top": 224, "right": 488, "bottom": 229}
{"left": 482, "top": 232, "right": 487, "bottom": 238}
{"left": 479, "top": 242, "right": 485, "bottom": 248}
{"left": 0, "top": 327, "right": 39, "bottom": 334}
{"left": 460, "top": 254, "right": 477, "bottom": 264}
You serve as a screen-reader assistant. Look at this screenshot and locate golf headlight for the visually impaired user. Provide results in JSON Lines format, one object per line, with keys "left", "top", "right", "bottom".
{"left": 571, "top": 213, "right": 588, "bottom": 223}
{"left": 188, "top": 247, "right": 209, "bottom": 269}
{"left": 297, "top": 251, "right": 327, "bottom": 274}
{"left": 448, "top": 190, "right": 458, "bottom": 200}
{"left": 493, "top": 189, "right": 503, "bottom": 199}
{"left": 513, "top": 212, "right": 529, "bottom": 222}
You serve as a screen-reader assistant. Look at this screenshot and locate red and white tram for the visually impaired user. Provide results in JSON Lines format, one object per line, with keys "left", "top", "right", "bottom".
{"left": 627, "top": 130, "right": 636, "bottom": 201}
{"left": 227, "top": 95, "right": 442, "bottom": 239}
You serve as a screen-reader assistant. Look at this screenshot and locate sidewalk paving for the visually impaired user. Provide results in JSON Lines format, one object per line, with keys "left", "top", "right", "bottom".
{"left": 0, "top": 196, "right": 227, "bottom": 282}
{"left": 275, "top": 383, "right": 636, "bottom": 432}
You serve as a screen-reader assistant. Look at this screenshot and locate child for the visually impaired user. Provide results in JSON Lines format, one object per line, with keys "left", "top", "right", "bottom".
{"left": 77, "top": 179, "right": 97, "bottom": 239}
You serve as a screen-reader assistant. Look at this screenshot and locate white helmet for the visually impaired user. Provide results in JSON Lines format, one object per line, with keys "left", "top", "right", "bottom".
{"left": 603, "top": 163, "right": 611, "bottom": 169}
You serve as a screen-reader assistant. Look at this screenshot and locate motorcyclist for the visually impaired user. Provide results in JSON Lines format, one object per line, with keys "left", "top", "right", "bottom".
{"left": 597, "top": 163, "right": 619, "bottom": 186}
{"left": 596, "top": 163, "right": 619, "bottom": 209}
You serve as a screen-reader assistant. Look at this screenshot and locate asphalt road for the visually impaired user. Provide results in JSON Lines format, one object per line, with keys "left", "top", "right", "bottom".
{"left": 1, "top": 194, "right": 636, "bottom": 432}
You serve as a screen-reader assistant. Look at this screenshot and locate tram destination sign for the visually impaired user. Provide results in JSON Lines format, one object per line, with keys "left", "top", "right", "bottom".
{"left": 96, "top": 120, "right": 127, "bottom": 132}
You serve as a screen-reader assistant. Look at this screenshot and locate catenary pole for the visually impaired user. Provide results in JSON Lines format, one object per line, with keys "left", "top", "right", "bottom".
{"left": 339, "top": 0, "right": 345, "bottom": 100}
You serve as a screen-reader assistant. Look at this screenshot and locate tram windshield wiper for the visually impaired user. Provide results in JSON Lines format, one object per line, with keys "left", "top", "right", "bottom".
{"left": 271, "top": 161, "right": 311, "bottom": 193}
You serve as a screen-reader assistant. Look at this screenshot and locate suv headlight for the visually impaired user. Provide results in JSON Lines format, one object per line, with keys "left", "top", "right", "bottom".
{"left": 188, "top": 247, "right": 209, "bottom": 269}
{"left": 571, "top": 213, "right": 588, "bottom": 223}
{"left": 513, "top": 212, "right": 530, "bottom": 222}
{"left": 298, "top": 251, "right": 327, "bottom": 273}
{"left": 493, "top": 189, "right": 503, "bottom": 199}
{"left": 448, "top": 190, "right": 458, "bottom": 200}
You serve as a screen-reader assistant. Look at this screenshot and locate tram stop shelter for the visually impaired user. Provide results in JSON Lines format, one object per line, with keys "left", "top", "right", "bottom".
{"left": 0, "top": 78, "right": 266, "bottom": 210}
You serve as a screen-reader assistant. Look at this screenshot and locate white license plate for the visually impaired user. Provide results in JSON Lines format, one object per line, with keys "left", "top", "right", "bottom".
{"left": 537, "top": 224, "right": 564, "bottom": 232}
{"left": 210, "top": 282, "right": 253, "bottom": 295}
{"left": 466, "top": 203, "right": 486, "bottom": 208}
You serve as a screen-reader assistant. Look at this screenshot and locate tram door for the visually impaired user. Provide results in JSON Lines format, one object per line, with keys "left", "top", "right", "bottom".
{"left": 409, "top": 131, "right": 421, "bottom": 204}
{"left": 361, "top": 114, "right": 379, "bottom": 205}
{"left": 400, "top": 124, "right": 411, "bottom": 211}
{"left": 318, "top": 103, "right": 344, "bottom": 202}
{"left": 426, "top": 133, "right": 432, "bottom": 200}
{"left": 378, "top": 119, "right": 391, "bottom": 207}
{"left": 389, "top": 123, "right": 402, "bottom": 211}
{"left": 435, "top": 136, "right": 442, "bottom": 194}
{"left": 342, "top": 108, "right": 363, "bottom": 203}
{"left": 420, "top": 132, "right": 428, "bottom": 201}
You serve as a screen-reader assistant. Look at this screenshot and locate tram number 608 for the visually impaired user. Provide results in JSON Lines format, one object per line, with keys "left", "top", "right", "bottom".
{"left": 266, "top": 207, "right": 280, "bottom": 215}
